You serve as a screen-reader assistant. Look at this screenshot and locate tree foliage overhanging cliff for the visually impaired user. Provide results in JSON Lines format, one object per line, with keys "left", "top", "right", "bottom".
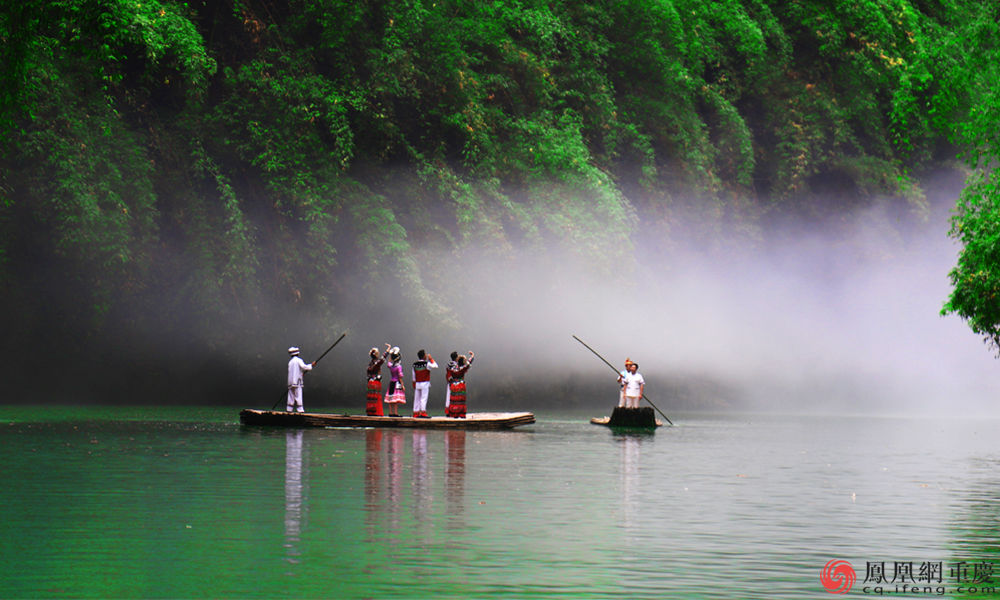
{"left": 2, "top": 0, "right": 999, "bottom": 379}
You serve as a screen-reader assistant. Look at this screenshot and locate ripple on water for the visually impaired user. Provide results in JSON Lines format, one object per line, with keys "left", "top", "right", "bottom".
{"left": 3, "top": 409, "right": 1000, "bottom": 598}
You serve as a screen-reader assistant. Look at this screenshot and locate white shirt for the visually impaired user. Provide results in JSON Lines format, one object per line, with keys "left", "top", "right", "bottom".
{"left": 622, "top": 371, "right": 644, "bottom": 396}
{"left": 288, "top": 356, "right": 312, "bottom": 387}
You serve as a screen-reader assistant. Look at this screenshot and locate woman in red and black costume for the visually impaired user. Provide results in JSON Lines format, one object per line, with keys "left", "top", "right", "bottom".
{"left": 445, "top": 351, "right": 475, "bottom": 418}
{"left": 366, "top": 345, "right": 389, "bottom": 416}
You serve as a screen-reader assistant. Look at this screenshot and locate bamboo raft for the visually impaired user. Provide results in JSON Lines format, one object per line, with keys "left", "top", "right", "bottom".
{"left": 240, "top": 408, "right": 535, "bottom": 430}
{"left": 590, "top": 407, "right": 662, "bottom": 429}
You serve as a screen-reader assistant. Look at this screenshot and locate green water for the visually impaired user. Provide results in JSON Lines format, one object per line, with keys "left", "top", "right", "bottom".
{"left": 2, "top": 406, "right": 1000, "bottom": 599}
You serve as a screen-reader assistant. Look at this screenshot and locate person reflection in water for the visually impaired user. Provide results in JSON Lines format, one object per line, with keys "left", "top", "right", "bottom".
{"left": 445, "top": 430, "right": 466, "bottom": 517}
{"left": 284, "top": 429, "right": 304, "bottom": 563}
{"left": 412, "top": 430, "right": 431, "bottom": 515}
{"left": 286, "top": 347, "right": 314, "bottom": 413}
{"left": 620, "top": 435, "right": 640, "bottom": 527}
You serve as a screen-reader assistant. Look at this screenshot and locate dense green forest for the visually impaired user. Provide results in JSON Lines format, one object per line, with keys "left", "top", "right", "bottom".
{"left": 2, "top": 1, "right": 999, "bottom": 402}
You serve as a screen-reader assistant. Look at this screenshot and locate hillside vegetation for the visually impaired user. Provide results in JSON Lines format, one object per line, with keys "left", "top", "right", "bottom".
{"left": 2, "top": 1, "right": 999, "bottom": 399}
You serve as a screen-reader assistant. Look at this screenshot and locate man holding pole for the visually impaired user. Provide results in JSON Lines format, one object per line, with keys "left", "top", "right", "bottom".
{"left": 617, "top": 358, "right": 634, "bottom": 408}
{"left": 571, "top": 335, "right": 673, "bottom": 425}
{"left": 287, "top": 346, "right": 315, "bottom": 413}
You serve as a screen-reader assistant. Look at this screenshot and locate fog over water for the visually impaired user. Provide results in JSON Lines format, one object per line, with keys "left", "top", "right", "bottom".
{"left": 277, "top": 172, "right": 1000, "bottom": 417}
{"left": 19, "top": 171, "right": 998, "bottom": 416}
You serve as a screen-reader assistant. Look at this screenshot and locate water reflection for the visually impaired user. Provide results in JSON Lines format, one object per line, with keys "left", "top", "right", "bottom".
{"left": 19, "top": 410, "right": 1000, "bottom": 599}
{"left": 412, "top": 430, "right": 431, "bottom": 517}
{"left": 284, "top": 430, "right": 305, "bottom": 565}
{"left": 950, "top": 456, "right": 1000, "bottom": 562}
{"left": 359, "top": 429, "right": 468, "bottom": 532}
{"left": 386, "top": 430, "right": 404, "bottom": 530}
{"left": 445, "top": 431, "right": 466, "bottom": 522}
{"left": 365, "top": 429, "right": 383, "bottom": 516}
{"left": 618, "top": 433, "right": 642, "bottom": 528}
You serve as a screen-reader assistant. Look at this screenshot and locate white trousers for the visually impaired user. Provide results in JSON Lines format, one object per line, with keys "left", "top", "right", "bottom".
{"left": 287, "top": 386, "right": 304, "bottom": 412}
{"left": 624, "top": 395, "right": 640, "bottom": 409}
{"left": 413, "top": 383, "right": 430, "bottom": 413}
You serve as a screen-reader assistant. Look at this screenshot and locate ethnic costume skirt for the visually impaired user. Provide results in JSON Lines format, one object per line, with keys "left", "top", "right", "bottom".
{"left": 366, "top": 378, "right": 383, "bottom": 416}
{"left": 384, "top": 380, "right": 406, "bottom": 404}
{"left": 446, "top": 380, "right": 466, "bottom": 418}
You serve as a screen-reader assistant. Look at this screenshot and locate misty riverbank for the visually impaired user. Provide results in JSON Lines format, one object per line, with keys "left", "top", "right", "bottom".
{"left": 8, "top": 175, "right": 998, "bottom": 418}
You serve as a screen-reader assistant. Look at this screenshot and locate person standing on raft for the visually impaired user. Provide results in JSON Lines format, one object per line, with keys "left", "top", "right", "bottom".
{"left": 287, "top": 347, "right": 315, "bottom": 413}
{"left": 384, "top": 346, "right": 406, "bottom": 417}
{"left": 621, "top": 361, "right": 644, "bottom": 409}
{"left": 366, "top": 346, "right": 388, "bottom": 416}
{"left": 411, "top": 349, "right": 438, "bottom": 418}
{"left": 617, "top": 358, "right": 634, "bottom": 408}
{"left": 446, "top": 351, "right": 475, "bottom": 418}
{"left": 443, "top": 351, "right": 458, "bottom": 411}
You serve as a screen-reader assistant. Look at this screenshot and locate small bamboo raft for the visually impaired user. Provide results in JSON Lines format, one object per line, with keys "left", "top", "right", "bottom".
{"left": 590, "top": 407, "right": 662, "bottom": 429}
{"left": 240, "top": 409, "right": 535, "bottom": 430}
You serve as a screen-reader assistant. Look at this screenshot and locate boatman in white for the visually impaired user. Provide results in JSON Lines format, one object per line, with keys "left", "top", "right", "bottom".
{"left": 621, "top": 361, "right": 644, "bottom": 409}
{"left": 410, "top": 349, "right": 438, "bottom": 418}
{"left": 287, "top": 347, "right": 314, "bottom": 413}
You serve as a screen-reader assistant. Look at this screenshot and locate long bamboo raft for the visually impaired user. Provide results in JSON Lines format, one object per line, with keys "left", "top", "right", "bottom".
{"left": 240, "top": 408, "right": 535, "bottom": 430}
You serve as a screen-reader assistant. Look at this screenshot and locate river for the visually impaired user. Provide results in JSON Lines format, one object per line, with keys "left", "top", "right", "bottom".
{"left": 2, "top": 405, "right": 999, "bottom": 598}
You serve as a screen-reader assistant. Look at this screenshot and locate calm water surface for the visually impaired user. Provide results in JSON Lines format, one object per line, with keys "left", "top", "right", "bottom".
{"left": 2, "top": 405, "right": 1000, "bottom": 599}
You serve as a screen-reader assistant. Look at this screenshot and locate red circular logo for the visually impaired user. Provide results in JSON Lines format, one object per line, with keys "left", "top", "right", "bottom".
{"left": 821, "top": 559, "right": 856, "bottom": 594}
